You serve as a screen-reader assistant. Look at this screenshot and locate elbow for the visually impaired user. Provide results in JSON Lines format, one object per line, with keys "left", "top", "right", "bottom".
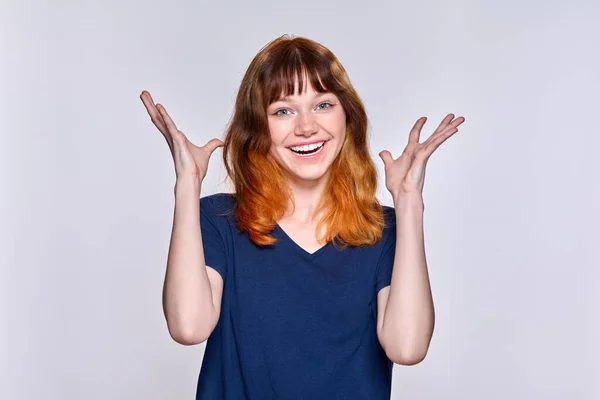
{"left": 386, "top": 347, "right": 428, "bottom": 365}
{"left": 381, "top": 323, "right": 434, "bottom": 365}
{"left": 167, "top": 313, "right": 217, "bottom": 345}
{"left": 382, "top": 334, "right": 430, "bottom": 365}
{"left": 169, "top": 324, "right": 210, "bottom": 346}
{"left": 164, "top": 306, "right": 219, "bottom": 346}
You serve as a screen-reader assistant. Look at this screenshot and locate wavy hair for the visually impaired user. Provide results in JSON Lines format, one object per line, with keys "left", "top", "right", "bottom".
{"left": 222, "top": 35, "right": 386, "bottom": 249}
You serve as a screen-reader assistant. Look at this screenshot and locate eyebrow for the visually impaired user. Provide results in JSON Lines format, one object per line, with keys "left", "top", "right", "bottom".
{"left": 276, "top": 91, "right": 331, "bottom": 102}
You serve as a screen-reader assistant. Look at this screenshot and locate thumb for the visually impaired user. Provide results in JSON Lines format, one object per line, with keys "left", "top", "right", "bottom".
{"left": 379, "top": 150, "right": 393, "bottom": 166}
{"left": 205, "top": 138, "right": 224, "bottom": 154}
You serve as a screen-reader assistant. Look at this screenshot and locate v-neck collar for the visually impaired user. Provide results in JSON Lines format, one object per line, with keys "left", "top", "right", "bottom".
{"left": 275, "top": 223, "right": 332, "bottom": 259}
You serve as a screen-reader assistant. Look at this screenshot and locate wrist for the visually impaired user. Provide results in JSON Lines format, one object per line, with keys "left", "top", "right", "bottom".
{"left": 174, "top": 177, "right": 201, "bottom": 197}
{"left": 393, "top": 193, "right": 424, "bottom": 213}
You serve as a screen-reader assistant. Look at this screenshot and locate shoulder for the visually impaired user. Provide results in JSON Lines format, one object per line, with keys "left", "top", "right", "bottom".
{"left": 200, "top": 192, "right": 237, "bottom": 227}
{"left": 200, "top": 192, "right": 236, "bottom": 212}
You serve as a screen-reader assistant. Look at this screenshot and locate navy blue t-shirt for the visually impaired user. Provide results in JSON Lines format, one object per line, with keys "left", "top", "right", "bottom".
{"left": 196, "top": 192, "right": 397, "bottom": 399}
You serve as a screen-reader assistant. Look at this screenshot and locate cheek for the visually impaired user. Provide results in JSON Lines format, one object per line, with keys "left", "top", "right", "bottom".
{"left": 326, "top": 110, "right": 346, "bottom": 135}
{"left": 268, "top": 121, "right": 289, "bottom": 144}
{"left": 328, "top": 121, "right": 346, "bottom": 140}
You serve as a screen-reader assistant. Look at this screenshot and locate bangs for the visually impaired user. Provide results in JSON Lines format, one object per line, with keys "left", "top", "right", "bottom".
{"left": 261, "top": 46, "right": 337, "bottom": 105}
{"left": 223, "top": 36, "right": 382, "bottom": 249}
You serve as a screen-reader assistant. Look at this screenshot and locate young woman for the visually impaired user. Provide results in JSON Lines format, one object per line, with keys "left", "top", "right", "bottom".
{"left": 140, "top": 35, "right": 464, "bottom": 399}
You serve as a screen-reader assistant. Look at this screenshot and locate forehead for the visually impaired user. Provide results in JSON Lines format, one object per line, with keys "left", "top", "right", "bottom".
{"left": 275, "top": 83, "right": 331, "bottom": 102}
{"left": 264, "top": 65, "right": 330, "bottom": 105}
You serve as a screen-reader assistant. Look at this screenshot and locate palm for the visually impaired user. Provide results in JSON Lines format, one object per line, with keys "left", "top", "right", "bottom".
{"left": 188, "top": 141, "right": 214, "bottom": 179}
{"left": 140, "top": 90, "right": 223, "bottom": 182}
{"left": 379, "top": 114, "right": 465, "bottom": 200}
{"left": 382, "top": 149, "right": 418, "bottom": 195}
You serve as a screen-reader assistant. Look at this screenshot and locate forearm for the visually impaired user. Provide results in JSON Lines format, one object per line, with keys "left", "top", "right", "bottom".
{"left": 163, "top": 180, "right": 217, "bottom": 344}
{"left": 382, "top": 195, "right": 435, "bottom": 363}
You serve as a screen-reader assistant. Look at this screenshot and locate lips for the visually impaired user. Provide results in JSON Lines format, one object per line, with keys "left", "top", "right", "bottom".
{"left": 288, "top": 140, "right": 326, "bottom": 158}
{"left": 289, "top": 141, "right": 325, "bottom": 154}
{"left": 287, "top": 139, "right": 329, "bottom": 148}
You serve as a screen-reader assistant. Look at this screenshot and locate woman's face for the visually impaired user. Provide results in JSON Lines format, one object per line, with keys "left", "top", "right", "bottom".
{"left": 266, "top": 83, "right": 346, "bottom": 185}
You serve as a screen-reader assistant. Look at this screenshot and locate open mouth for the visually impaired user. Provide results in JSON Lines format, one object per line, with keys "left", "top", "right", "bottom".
{"left": 288, "top": 141, "right": 326, "bottom": 157}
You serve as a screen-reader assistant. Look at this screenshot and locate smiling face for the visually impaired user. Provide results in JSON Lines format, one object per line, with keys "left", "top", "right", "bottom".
{"left": 267, "top": 82, "right": 346, "bottom": 185}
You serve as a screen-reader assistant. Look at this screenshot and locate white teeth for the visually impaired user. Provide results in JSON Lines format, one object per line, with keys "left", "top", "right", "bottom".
{"left": 290, "top": 141, "right": 324, "bottom": 152}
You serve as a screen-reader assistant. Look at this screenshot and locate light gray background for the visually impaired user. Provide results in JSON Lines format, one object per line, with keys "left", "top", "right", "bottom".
{"left": 2, "top": 0, "right": 598, "bottom": 399}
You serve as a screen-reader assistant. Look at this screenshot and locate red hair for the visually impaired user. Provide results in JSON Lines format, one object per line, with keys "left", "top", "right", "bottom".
{"left": 222, "top": 35, "right": 386, "bottom": 249}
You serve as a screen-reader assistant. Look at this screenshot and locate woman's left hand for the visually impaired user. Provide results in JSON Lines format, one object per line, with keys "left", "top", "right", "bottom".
{"left": 379, "top": 113, "right": 465, "bottom": 201}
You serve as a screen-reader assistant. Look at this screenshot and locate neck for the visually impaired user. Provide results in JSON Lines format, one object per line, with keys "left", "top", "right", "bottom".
{"left": 283, "top": 173, "right": 329, "bottom": 223}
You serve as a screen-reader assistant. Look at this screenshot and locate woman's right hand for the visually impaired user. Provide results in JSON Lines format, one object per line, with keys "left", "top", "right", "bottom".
{"left": 140, "top": 90, "right": 224, "bottom": 187}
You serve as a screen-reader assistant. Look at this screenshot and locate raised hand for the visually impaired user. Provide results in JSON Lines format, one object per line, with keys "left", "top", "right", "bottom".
{"left": 379, "top": 113, "right": 465, "bottom": 202}
{"left": 140, "top": 90, "right": 223, "bottom": 186}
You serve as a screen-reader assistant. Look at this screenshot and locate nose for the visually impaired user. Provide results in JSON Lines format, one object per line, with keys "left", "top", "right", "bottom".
{"left": 295, "top": 112, "right": 318, "bottom": 137}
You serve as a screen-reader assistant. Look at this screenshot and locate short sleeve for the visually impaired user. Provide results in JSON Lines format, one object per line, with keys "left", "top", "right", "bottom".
{"left": 200, "top": 196, "right": 228, "bottom": 281}
{"left": 374, "top": 208, "right": 397, "bottom": 294}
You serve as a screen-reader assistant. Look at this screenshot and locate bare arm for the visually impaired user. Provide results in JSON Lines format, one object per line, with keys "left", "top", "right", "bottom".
{"left": 139, "top": 90, "right": 225, "bottom": 346}
{"left": 163, "top": 179, "right": 224, "bottom": 345}
{"left": 378, "top": 195, "right": 434, "bottom": 365}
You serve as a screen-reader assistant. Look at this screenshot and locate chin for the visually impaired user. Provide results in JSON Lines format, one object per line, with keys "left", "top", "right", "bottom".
{"left": 271, "top": 146, "right": 337, "bottom": 183}
{"left": 286, "top": 166, "right": 331, "bottom": 182}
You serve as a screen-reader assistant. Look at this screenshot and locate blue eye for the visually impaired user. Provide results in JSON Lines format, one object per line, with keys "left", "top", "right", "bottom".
{"left": 317, "top": 102, "right": 333, "bottom": 110}
{"left": 274, "top": 108, "right": 292, "bottom": 116}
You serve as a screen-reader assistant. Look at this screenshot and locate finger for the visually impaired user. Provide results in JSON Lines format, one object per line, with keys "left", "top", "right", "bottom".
{"left": 156, "top": 103, "right": 183, "bottom": 151}
{"left": 447, "top": 116, "right": 466, "bottom": 129}
{"left": 423, "top": 114, "right": 464, "bottom": 147}
{"left": 408, "top": 117, "right": 427, "bottom": 143}
{"left": 203, "top": 138, "right": 225, "bottom": 154}
{"left": 424, "top": 127, "right": 459, "bottom": 154}
{"left": 429, "top": 116, "right": 464, "bottom": 145}
{"left": 140, "top": 92, "right": 172, "bottom": 149}
{"left": 140, "top": 91, "right": 166, "bottom": 130}
{"left": 378, "top": 150, "right": 394, "bottom": 166}
{"left": 434, "top": 114, "right": 455, "bottom": 133}
{"left": 156, "top": 103, "right": 179, "bottom": 135}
